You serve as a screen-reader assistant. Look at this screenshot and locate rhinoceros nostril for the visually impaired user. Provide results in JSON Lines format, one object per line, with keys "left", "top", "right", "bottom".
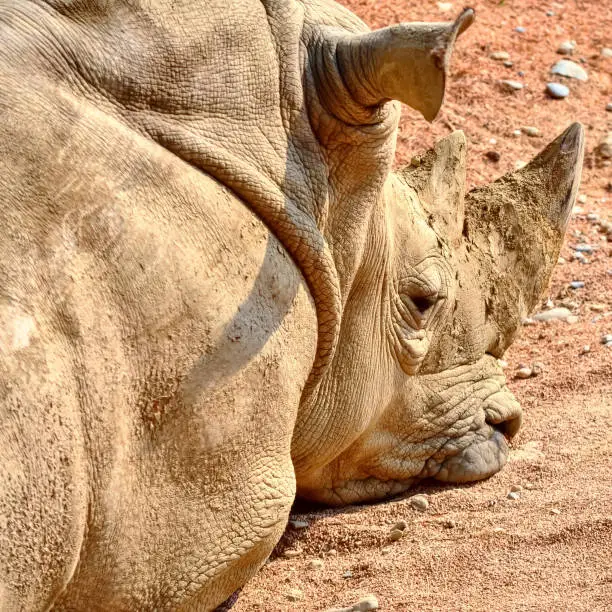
{"left": 486, "top": 413, "right": 522, "bottom": 440}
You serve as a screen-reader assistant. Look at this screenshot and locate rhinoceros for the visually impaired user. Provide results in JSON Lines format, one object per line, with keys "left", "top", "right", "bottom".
{"left": 0, "top": 0, "right": 583, "bottom": 609}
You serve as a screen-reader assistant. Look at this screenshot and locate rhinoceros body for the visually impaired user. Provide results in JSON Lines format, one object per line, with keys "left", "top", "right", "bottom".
{"left": 0, "top": 0, "right": 583, "bottom": 609}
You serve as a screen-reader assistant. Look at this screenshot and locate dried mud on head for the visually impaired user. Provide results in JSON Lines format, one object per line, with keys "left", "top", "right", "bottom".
{"left": 236, "top": 1, "right": 612, "bottom": 610}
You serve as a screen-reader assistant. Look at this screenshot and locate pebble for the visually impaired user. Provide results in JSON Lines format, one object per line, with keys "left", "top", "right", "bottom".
{"left": 602, "top": 48, "right": 612, "bottom": 58}
{"left": 590, "top": 304, "right": 606, "bottom": 312}
{"left": 533, "top": 307, "right": 572, "bottom": 321}
{"left": 500, "top": 79, "right": 524, "bottom": 91}
{"left": 286, "top": 588, "right": 303, "bottom": 602}
{"left": 437, "top": 2, "right": 453, "bottom": 12}
{"left": 531, "top": 362, "right": 544, "bottom": 376}
{"left": 572, "top": 251, "right": 588, "bottom": 264}
{"left": 546, "top": 82, "right": 569, "bottom": 99}
{"left": 578, "top": 194, "right": 588, "bottom": 204}
{"left": 381, "top": 547, "right": 392, "bottom": 556}
{"left": 546, "top": 10, "right": 555, "bottom": 16}
{"left": 515, "top": 367, "right": 533, "bottom": 379}
{"left": 389, "top": 528, "right": 404, "bottom": 542}
{"left": 557, "top": 40, "right": 575, "bottom": 55}
{"left": 503, "top": 60, "right": 514, "bottom": 68}
{"left": 566, "top": 315, "right": 579, "bottom": 324}
{"left": 515, "top": 160, "right": 527, "bottom": 170}
{"left": 522, "top": 126, "right": 539, "bottom": 137}
{"left": 581, "top": 345, "right": 591, "bottom": 354}
{"left": 601, "top": 334, "right": 612, "bottom": 345}
{"left": 518, "top": 70, "right": 525, "bottom": 77}
{"left": 491, "top": 51, "right": 510, "bottom": 61}
{"left": 510, "top": 484, "right": 523, "bottom": 492}
{"left": 342, "top": 570, "right": 353, "bottom": 579}
{"left": 309, "top": 559, "right": 324, "bottom": 570}
{"left": 607, "top": 103, "right": 612, "bottom": 112}
{"left": 327, "top": 549, "right": 337, "bottom": 556}
{"left": 586, "top": 213, "right": 598, "bottom": 222}
{"left": 550, "top": 508, "right": 561, "bottom": 515}
{"left": 551, "top": 59, "right": 588, "bottom": 81}
{"left": 497, "top": 359, "right": 509, "bottom": 368}
{"left": 514, "top": 26, "right": 526, "bottom": 33}
{"left": 326, "top": 595, "right": 379, "bottom": 612}
{"left": 522, "top": 317, "right": 536, "bottom": 326}
{"left": 597, "top": 132, "right": 612, "bottom": 159}
{"left": 283, "top": 548, "right": 302, "bottom": 558}
{"left": 409, "top": 495, "right": 429, "bottom": 512}
{"left": 507, "top": 491, "right": 520, "bottom": 500}
{"left": 569, "top": 281, "right": 585, "bottom": 289}
{"left": 486, "top": 151, "right": 501, "bottom": 162}
{"left": 573, "top": 244, "right": 593, "bottom": 253}
{"left": 512, "top": 129, "right": 522, "bottom": 137}
{"left": 289, "top": 519, "right": 309, "bottom": 529}
{"left": 392, "top": 519, "right": 408, "bottom": 531}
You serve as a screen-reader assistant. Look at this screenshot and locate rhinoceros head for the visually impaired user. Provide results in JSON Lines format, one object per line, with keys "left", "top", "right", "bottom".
{"left": 292, "top": 7, "right": 584, "bottom": 504}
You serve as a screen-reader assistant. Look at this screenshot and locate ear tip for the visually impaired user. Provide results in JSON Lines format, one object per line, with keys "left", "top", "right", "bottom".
{"left": 456, "top": 8, "right": 476, "bottom": 34}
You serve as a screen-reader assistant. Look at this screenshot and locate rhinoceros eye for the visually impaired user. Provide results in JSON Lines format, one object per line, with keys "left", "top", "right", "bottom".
{"left": 411, "top": 293, "right": 438, "bottom": 316}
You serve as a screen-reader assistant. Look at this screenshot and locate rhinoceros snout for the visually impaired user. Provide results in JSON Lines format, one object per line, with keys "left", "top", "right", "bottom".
{"left": 483, "top": 389, "right": 523, "bottom": 440}
{"left": 486, "top": 411, "right": 522, "bottom": 440}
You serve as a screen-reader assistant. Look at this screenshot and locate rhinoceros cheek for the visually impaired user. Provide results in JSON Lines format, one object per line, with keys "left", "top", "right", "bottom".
{"left": 431, "top": 429, "right": 509, "bottom": 483}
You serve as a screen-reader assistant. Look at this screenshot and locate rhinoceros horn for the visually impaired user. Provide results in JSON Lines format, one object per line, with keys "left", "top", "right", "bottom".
{"left": 335, "top": 8, "right": 474, "bottom": 121}
{"left": 463, "top": 122, "right": 584, "bottom": 313}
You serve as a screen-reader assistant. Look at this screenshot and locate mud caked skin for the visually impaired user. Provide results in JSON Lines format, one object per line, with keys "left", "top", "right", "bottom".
{"left": 0, "top": 0, "right": 583, "bottom": 609}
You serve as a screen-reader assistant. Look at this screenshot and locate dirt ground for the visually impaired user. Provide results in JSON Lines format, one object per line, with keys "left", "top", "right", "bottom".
{"left": 237, "top": 1, "right": 611, "bottom": 610}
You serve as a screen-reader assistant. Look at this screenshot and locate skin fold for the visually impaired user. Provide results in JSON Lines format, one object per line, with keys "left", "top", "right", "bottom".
{"left": 0, "top": 0, "right": 583, "bottom": 609}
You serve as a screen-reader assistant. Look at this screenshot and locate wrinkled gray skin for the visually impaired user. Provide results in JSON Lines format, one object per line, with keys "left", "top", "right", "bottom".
{"left": 0, "top": 0, "right": 583, "bottom": 610}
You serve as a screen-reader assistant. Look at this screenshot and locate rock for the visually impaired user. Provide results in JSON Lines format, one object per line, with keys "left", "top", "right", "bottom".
{"left": 581, "top": 345, "right": 591, "bottom": 354}
{"left": 586, "top": 212, "right": 598, "bottom": 222}
{"left": 389, "top": 528, "right": 404, "bottom": 542}
{"left": 510, "top": 484, "right": 523, "bottom": 492}
{"left": 546, "top": 10, "right": 555, "bottom": 16}
{"left": 503, "top": 60, "right": 514, "bottom": 68}
{"left": 409, "top": 494, "right": 429, "bottom": 511}
{"left": 522, "top": 317, "right": 536, "bottom": 326}
{"left": 550, "top": 508, "right": 561, "bottom": 515}
{"left": 514, "top": 26, "right": 526, "bottom": 33}
{"left": 309, "top": 559, "right": 324, "bottom": 570}
{"left": 533, "top": 307, "right": 572, "bottom": 321}
{"left": 497, "top": 359, "right": 509, "bottom": 369}
{"left": 546, "top": 82, "right": 570, "bottom": 99}
{"left": 380, "top": 547, "right": 391, "bottom": 556}
{"left": 286, "top": 588, "right": 303, "bottom": 602}
{"left": 590, "top": 304, "right": 606, "bottom": 312}
{"left": 571, "top": 251, "right": 588, "bottom": 263}
{"left": 596, "top": 133, "right": 612, "bottom": 159}
{"left": 392, "top": 519, "right": 408, "bottom": 531}
{"left": 557, "top": 41, "right": 575, "bottom": 55}
{"left": 601, "top": 334, "right": 612, "bottom": 345}
{"left": 566, "top": 315, "right": 579, "bottom": 324}
{"left": 573, "top": 244, "right": 594, "bottom": 253}
{"left": 490, "top": 51, "right": 510, "bottom": 61}
{"left": 283, "top": 548, "right": 302, "bottom": 558}
{"left": 602, "top": 48, "right": 612, "bottom": 58}
{"left": 325, "top": 595, "right": 380, "bottom": 612}
{"left": 607, "top": 103, "right": 612, "bottom": 112}
{"left": 551, "top": 59, "right": 588, "bottom": 81}
{"left": 569, "top": 281, "right": 585, "bottom": 289}
{"left": 507, "top": 491, "right": 520, "bottom": 500}
{"left": 342, "top": 570, "right": 353, "bottom": 579}
{"left": 515, "top": 160, "right": 527, "bottom": 170}
{"left": 512, "top": 129, "right": 522, "bottom": 137}
{"left": 327, "top": 549, "right": 337, "bottom": 556}
{"left": 531, "top": 362, "right": 544, "bottom": 376}
{"left": 500, "top": 79, "right": 523, "bottom": 91}
{"left": 515, "top": 367, "right": 532, "bottom": 379}
{"left": 522, "top": 126, "right": 539, "bottom": 137}
{"left": 437, "top": 2, "right": 453, "bottom": 12}
{"left": 578, "top": 194, "right": 588, "bottom": 204}
{"left": 486, "top": 151, "right": 501, "bottom": 162}
{"left": 289, "top": 519, "right": 309, "bottom": 529}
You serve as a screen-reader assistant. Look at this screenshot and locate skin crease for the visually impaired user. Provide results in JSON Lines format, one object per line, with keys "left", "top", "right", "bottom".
{"left": 0, "top": 0, "right": 583, "bottom": 610}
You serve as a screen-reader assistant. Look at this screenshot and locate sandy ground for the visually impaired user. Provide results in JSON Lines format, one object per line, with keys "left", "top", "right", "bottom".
{"left": 237, "top": 1, "right": 611, "bottom": 610}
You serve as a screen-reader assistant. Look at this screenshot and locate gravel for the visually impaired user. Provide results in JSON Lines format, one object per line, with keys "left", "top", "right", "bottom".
{"left": 546, "top": 82, "right": 569, "bottom": 98}
{"left": 409, "top": 495, "right": 429, "bottom": 512}
{"left": 551, "top": 59, "right": 588, "bottom": 81}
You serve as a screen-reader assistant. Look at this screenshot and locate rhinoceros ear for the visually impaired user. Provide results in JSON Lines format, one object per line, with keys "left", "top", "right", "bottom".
{"left": 398, "top": 130, "right": 467, "bottom": 243}
{"left": 335, "top": 8, "right": 474, "bottom": 122}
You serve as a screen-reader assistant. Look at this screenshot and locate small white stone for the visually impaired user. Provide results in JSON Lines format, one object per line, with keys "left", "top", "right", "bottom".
{"left": 437, "top": 2, "right": 453, "bottom": 12}
{"left": 581, "top": 345, "right": 591, "bottom": 354}
{"left": 283, "top": 548, "right": 302, "bottom": 558}
{"left": 578, "top": 194, "right": 588, "bottom": 204}
{"left": 491, "top": 51, "right": 511, "bottom": 61}
{"left": 289, "top": 519, "right": 309, "bottom": 529}
{"left": 286, "top": 588, "right": 303, "bottom": 602}
{"left": 309, "top": 559, "right": 324, "bottom": 570}
{"left": 512, "top": 129, "right": 522, "bottom": 137}
{"left": 550, "top": 508, "right": 561, "bottom": 515}
{"left": 515, "top": 367, "right": 533, "bottom": 379}
{"left": 515, "top": 160, "right": 527, "bottom": 170}
{"left": 507, "top": 491, "right": 520, "bottom": 500}
{"left": 497, "top": 359, "right": 509, "bottom": 369}
{"left": 522, "top": 126, "right": 539, "bottom": 137}
{"left": 408, "top": 494, "right": 429, "bottom": 512}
